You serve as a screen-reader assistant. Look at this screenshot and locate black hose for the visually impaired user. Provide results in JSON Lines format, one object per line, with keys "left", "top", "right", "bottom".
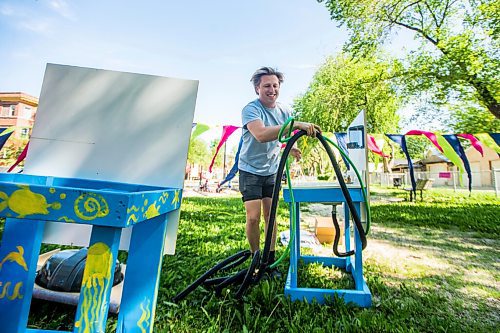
{"left": 173, "top": 130, "right": 368, "bottom": 302}
{"left": 235, "top": 250, "right": 260, "bottom": 299}
{"left": 317, "top": 134, "right": 367, "bottom": 251}
{"left": 213, "top": 269, "right": 247, "bottom": 296}
{"left": 260, "top": 130, "right": 366, "bottom": 274}
{"left": 331, "top": 208, "right": 352, "bottom": 257}
{"left": 218, "top": 251, "right": 252, "bottom": 273}
{"left": 173, "top": 250, "right": 250, "bottom": 302}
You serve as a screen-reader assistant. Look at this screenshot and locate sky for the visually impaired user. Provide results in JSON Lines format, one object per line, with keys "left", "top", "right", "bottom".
{"left": 0, "top": 1, "right": 346, "bottom": 124}
{"left": 0, "top": 1, "right": 418, "bottom": 149}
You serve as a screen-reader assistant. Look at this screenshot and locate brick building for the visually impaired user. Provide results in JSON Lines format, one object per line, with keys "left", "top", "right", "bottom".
{"left": 0, "top": 92, "right": 38, "bottom": 138}
{"left": 0, "top": 92, "right": 38, "bottom": 165}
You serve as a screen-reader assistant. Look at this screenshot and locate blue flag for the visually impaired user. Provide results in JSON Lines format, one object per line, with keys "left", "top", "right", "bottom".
{"left": 0, "top": 128, "right": 13, "bottom": 151}
{"left": 490, "top": 133, "right": 500, "bottom": 147}
{"left": 386, "top": 134, "right": 416, "bottom": 193}
{"left": 334, "top": 133, "right": 350, "bottom": 170}
{"left": 219, "top": 136, "right": 243, "bottom": 187}
{"left": 443, "top": 134, "right": 472, "bottom": 192}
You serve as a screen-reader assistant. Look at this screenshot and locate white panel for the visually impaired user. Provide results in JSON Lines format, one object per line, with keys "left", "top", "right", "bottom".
{"left": 346, "top": 110, "right": 368, "bottom": 186}
{"left": 24, "top": 64, "right": 198, "bottom": 254}
{"left": 346, "top": 110, "right": 369, "bottom": 222}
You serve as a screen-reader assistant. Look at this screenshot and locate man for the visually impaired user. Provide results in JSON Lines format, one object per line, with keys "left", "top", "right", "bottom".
{"left": 238, "top": 66, "right": 321, "bottom": 276}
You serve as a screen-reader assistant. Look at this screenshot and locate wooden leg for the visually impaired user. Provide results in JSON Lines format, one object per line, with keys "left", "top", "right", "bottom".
{"left": 73, "top": 225, "right": 122, "bottom": 333}
{"left": 117, "top": 213, "right": 170, "bottom": 333}
{"left": 0, "top": 218, "right": 45, "bottom": 333}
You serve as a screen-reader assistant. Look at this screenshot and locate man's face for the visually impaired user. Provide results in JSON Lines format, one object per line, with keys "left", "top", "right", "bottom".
{"left": 256, "top": 75, "right": 280, "bottom": 108}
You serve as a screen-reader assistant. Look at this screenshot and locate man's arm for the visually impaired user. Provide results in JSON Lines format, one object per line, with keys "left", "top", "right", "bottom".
{"left": 246, "top": 119, "right": 321, "bottom": 143}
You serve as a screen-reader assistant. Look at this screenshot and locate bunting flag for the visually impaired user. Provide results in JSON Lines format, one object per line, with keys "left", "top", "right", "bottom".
{"left": 473, "top": 133, "right": 500, "bottom": 154}
{"left": 0, "top": 126, "right": 16, "bottom": 137}
{"left": 187, "top": 124, "right": 498, "bottom": 189}
{"left": 406, "top": 130, "right": 444, "bottom": 153}
{"left": 8, "top": 142, "right": 29, "bottom": 173}
{"left": 208, "top": 125, "right": 240, "bottom": 173}
{"left": 191, "top": 123, "right": 210, "bottom": 140}
{"left": 435, "top": 135, "right": 465, "bottom": 186}
{"left": 457, "top": 133, "right": 484, "bottom": 156}
{"left": 0, "top": 128, "right": 14, "bottom": 151}
{"left": 218, "top": 136, "right": 243, "bottom": 188}
{"left": 386, "top": 134, "right": 416, "bottom": 193}
{"left": 367, "top": 134, "right": 390, "bottom": 158}
{"left": 322, "top": 132, "right": 342, "bottom": 164}
{"left": 443, "top": 134, "right": 470, "bottom": 190}
{"left": 334, "top": 132, "right": 350, "bottom": 170}
{"left": 490, "top": 133, "right": 500, "bottom": 147}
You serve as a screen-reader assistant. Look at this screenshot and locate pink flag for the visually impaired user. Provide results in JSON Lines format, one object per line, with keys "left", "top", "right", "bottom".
{"left": 209, "top": 125, "right": 240, "bottom": 173}
{"left": 8, "top": 142, "right": 29, "bottom": 172}
{"left": 457, "top": 133, "right": 484, "bottom": 156}
{"left": 367, "top": 135, "right": 390, "bottom": 157}
{"left": 405, "top": 130, "right": 443, "bottom": 153}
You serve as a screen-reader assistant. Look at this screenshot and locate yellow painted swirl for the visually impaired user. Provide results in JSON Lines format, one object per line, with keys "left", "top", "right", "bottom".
{"left": 74, "top": 193, "right": 109, "bottom": 221}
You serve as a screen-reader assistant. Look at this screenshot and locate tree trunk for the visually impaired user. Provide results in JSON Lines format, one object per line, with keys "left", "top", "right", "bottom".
{"left": 382, "top": 156, "right": 390, "bottom": 173}
{"left": 469, "top": 75, "right": 500, "bottom": 119}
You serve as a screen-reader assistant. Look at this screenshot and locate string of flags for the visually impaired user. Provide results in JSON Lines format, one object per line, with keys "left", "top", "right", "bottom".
{"left": 191, "top": 123, "right": 500, "bottom": 193}
{"left": 1, "top": 124, "right": 497, "bottom": 194}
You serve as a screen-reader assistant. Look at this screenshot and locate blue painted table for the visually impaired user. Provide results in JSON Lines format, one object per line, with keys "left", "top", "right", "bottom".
{"left": 0, "top": 173, "right": 182, "bottom": 332}
{"left": 283, "top": 184, "right": 372, "bottom": 307}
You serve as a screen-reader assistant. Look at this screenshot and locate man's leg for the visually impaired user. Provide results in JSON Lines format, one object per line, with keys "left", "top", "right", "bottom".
{"left": 244, "top": 199, "right": 262, "bottom": 253}
{"left": 262, "top": 196, "right": 281, "bottom": 278}
{"left": 262, "top": 197, "right": 277, "bottom": 251}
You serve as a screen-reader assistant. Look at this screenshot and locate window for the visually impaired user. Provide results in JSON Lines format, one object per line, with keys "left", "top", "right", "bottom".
{"left": 347, "top": 125, "right": 365, "bottom": 149}
{"left": 1, "top": 104, "right": 18, "bottom": 117}
{"left": 22, "top": 106, "right": 32, "bottom": 119}
{"left": 1, "top": 105, "right": 11, "bottom": 117}
{"left": 20, "top": 128, "right": 30, "bottom": 138}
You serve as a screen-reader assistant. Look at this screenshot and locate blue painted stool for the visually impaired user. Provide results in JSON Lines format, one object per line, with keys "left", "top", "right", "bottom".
{"left": 0, "top": 173, "right": 182, "bottom": 332}
{"left": 283, "top": 185, "right": 371, "bottom": 307}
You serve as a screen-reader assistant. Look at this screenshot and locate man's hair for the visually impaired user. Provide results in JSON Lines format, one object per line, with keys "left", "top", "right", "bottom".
{"left": 250, "top": 67, "right": 284, "bottom": 94}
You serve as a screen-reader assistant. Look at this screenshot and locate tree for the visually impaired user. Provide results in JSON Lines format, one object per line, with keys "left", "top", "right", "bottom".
{"left": 405, "top": 135, "right": 432, "bottom": 160}
{"left": 317, "top": 0, "right": 499, "bottom": 119}
{"left": 293, "top": 52, "right": 401, "bottom": 175}
{"left": 0, "top": 137, "right": 28, "bottom": 168}
{"left": 445, "top": 103, "right": 500, "bottom": 133}
{"left": 187, "top": 138, "right": 211, "bottom": 166}
{"left": 294, "top": 53, "right": 402, "bottom": 133}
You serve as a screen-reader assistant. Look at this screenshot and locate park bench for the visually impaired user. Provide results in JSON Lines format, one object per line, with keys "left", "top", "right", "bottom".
{"left": 404, "top": 178, "right": 434, "bottom": 202}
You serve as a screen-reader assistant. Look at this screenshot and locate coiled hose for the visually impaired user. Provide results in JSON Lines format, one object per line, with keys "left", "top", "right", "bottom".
{"left": 173, "top": 129, "right": 367, "bottom": 302}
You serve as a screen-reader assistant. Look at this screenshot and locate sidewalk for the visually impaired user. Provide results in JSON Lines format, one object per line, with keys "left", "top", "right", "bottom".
{"left": 183, "top": 185, "right": 240, "bottom": 198}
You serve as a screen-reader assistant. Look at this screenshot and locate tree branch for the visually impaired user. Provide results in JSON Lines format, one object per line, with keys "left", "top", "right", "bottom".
{"left": 392, "top": 19, "right": 438, "bottom": 45}
{"left": 384, "top": 0, "right": 407, "bottom": 20}
{"left": 439, "top": 0, "right": 456, "bottom": 28}
{"left": 391, "top": 0, "right": 424, "bottom": 23}
{"left": 423, "top": 0, "right": 440, "bottom": 28}
{"left": 416, "top": 3, "right": 426, "bottom": 32}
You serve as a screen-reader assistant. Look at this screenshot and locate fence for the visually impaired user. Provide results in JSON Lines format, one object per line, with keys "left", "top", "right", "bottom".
{"left": 370, "top": 169, "right": 500, "bottom": 193}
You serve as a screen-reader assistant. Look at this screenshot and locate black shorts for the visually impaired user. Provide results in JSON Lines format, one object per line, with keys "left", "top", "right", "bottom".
{"left": 239, "top": 170, "right": 277, "bottom": 202}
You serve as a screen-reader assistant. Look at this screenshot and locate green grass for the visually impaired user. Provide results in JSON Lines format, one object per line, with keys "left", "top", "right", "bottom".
{"left": 7, "top": 187, "right": 500, "bottom": 332}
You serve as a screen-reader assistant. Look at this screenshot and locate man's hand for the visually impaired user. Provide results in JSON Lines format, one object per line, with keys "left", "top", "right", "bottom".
{"left": 290, "top": 147, "right": 302, "bottom": 161}
{"left": 295, "top": 121, "right": 321, "bottom": 137}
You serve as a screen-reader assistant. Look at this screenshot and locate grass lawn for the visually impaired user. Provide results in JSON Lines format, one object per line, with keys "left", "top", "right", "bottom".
{"left": 7, "top": 187, "right": 500, "bottom": 332}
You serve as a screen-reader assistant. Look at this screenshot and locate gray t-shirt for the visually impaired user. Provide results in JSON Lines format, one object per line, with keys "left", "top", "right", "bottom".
{"left": 238, "top": 99, "right": 292, "bottom": 176}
